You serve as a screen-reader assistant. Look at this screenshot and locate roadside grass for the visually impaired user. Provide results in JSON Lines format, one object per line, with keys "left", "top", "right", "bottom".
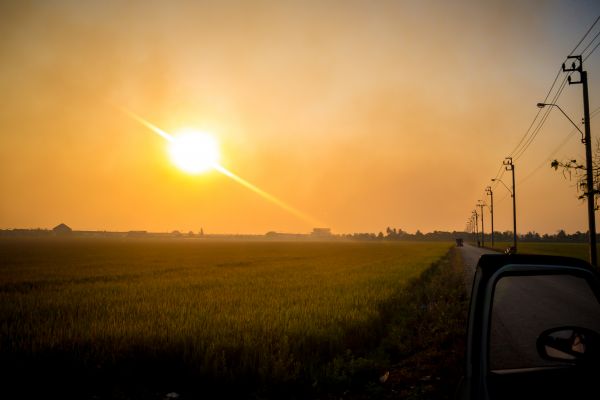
{"left": 367, "top": 247, "right": 468, "bottom": 399}
{"left": 0, "top": 238, "right": 463, "bottom": 399}
{"left": 487, "top": 241, "right": 597, "bottom": 261}
{"left": 318, "top": 247, "right": 468, "bottom": 399}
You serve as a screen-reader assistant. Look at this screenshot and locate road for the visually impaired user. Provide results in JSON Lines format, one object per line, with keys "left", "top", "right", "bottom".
{"left": 457, "top": 243, "right": 495, "bottom": 295}
{"left": 458, "top": 243, "right": 600, "bottom": 371}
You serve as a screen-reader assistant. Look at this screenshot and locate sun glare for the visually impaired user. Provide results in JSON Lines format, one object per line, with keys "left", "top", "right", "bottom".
{"left": 168, "top": 129, "right": 220, "bottom": 174}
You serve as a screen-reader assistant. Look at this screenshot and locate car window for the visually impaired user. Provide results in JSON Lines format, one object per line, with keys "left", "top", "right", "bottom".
{"left": 489, "top": 273, "right": 600, "bottom": 371}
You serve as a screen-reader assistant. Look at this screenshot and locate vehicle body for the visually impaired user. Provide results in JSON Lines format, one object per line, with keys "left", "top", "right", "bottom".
{"left": 459, "top": 254, "right": 600, "bottom": 400}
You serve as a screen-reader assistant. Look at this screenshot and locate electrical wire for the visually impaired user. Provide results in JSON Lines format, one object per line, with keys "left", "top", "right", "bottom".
{"left": 512, "top": 74, "right": 570, "bottom": 160}
{"left": 507, "top": 67, "right": 563, "bottom": 158}
{"left": 580, "top": 28, "right": 600, "bottom": 56}
{"left": 518, "top": 106, "right": 600, "bottom": 185}
{"left": 491, "top": 164, "right": 505, "bottom": 187}
{"left": 491, "top": 168, "right": 506, "bottom": 191}
{"left": 470, "top": 15, "right": 600, "bottom": 226}
{"left": 518, "top": 134, "right": 575, "bottom": 185}
{"left": 508, "top": 15, "right": 599, "bottom": 161}
{"left": 583, "top": 37, "right": 600, "bottom": 61}
{"left": 569, "top": 15, "right": 600, "bottom": 56}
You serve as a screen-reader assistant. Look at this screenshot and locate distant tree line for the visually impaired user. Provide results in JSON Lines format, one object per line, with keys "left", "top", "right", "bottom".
{"left": 1, "top": 227, "right": 594, "bottom": 243}
{"left": 486, "top": 229, "right": 591, "bottom": 243}
{"left": 342, "top": 227, "right": 594, "bottom": 243}
{"left": 342, "top": 228, "right": 460, "bottom": 241}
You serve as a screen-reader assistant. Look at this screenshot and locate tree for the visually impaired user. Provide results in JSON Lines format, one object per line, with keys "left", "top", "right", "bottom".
{"left": 552, "top": 140, "right": 600, "bottom": 209}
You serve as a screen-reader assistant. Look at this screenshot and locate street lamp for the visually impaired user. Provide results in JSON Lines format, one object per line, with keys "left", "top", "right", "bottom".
{"left": 536, "top": 103, "right": 585, "bottom": 142}
{"left": 492, "top": 169, "right": 517, "bottom": 253}
{"left": 537, "top": 101, "right": 596, "bottom": 267}
{"left": 492, "top": 177, "right": 511, "bottom": 193}
{"left": 486, "top": 186, "right": 494, "bottom": 248}
{"left": 477, "top": 200, "right": 485, "bottom": 247}
{"left": 472, "top": 210, "right": 479, "bottom": 246}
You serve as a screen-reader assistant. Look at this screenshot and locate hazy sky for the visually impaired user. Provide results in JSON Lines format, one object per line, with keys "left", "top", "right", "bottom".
{"left": 1, "top": 0, "right": 600, "bottom": 234}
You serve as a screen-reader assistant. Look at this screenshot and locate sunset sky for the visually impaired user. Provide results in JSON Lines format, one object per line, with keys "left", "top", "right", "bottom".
{"left": 1, "top": 0, "right": 600, "bottom": 234}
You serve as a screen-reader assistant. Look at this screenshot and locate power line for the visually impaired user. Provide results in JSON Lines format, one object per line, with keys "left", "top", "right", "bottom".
{"left": 513, "top": 74, "right": 570, "bottom": 160}
{"left": 580, "top": 28, "right": 600, "bottom": 55}
{"left": 518, "top": 106, "right": 600, "bottom": 185}
{"left": 584, "top": 37, "right": 600, "bottom": 61}
{"left": 491, "top": 164, "right": 505, "bottom": 186}
{"left": 472, "top": 15, "right": 600, "bottom": 233}
{"left": 492, "top": 72, "right": 565, "bottom": 191}
{"left": 507, "top": 67, "right": 563, "bottom": 158}
{"left": 518, "top": 134, "right": 574, "bottom": 185}
{"left": 569, "top": 15, "right": 600, "bottom": 56}
{"left": 491, "top": 168, "right": 506, "bottom": 191}
{"left": 507, "top": 15, "right": 599, "bottom": 162}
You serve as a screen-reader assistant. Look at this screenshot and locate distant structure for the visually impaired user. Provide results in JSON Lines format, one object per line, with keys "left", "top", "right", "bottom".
{"left": 265, "top": 231, "right": 306, "bottom": 240}
{"left": 52, "top": 223, "right": 72, "bottom": 235}
{"left": 311, "top": 228, "right": 332, "bottom": 237}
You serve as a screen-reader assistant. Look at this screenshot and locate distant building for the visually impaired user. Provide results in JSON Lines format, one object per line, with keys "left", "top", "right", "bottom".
{"left": 52, "top": 223, "right": 72, "bottom": 235}
{"left": 311, "top": 228, "right": 332, "bottom": 237}
{"left": 265, "top": 231, "right": 306, "bottom": 240}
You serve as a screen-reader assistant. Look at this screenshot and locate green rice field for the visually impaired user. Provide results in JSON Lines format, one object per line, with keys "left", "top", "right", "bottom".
{"left": 0, "top": 238, "right": 456, "bottom": 398}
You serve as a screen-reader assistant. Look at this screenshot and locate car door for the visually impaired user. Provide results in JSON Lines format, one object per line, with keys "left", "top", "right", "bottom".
{"left": 461, "top": 254, "right": 600, "bottom": 400}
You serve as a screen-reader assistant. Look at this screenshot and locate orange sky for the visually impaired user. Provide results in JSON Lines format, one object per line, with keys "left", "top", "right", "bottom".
{"left": 1, "top": 1, "right": 600, "bottom": 234}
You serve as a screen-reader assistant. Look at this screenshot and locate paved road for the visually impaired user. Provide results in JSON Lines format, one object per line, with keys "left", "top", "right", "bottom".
{"left": 457, "top": 243, "right": 495, "bottom": 295}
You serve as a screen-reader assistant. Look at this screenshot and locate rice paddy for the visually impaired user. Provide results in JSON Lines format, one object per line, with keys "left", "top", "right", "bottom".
{"left": 0, "top": 238, "right": 453, "bottom": 398}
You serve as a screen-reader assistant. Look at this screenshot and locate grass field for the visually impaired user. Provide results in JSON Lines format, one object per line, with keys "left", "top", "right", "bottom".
{"left": 488, "top": 241, "right": 597, "bottom": 261}
{"left": 0, "top": 238, "right": 463, "bottom": 399}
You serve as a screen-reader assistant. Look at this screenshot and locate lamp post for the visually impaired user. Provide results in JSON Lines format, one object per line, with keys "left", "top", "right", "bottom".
{"left": 472, "top": 210, "right": 479, "bottom": 246}
{"left": 477, "top": 200, "right": 485, "bottom": 247}
{"left": 538, "top": 101, "right": 596, "bottom": 267}
{"left": 536, "top": 103, "right": 584, "bottom": 140}
{"left": 504, "top": 157, "right": 517, "bottom": 253}
{"left": 486, "top": 186, "right": 494, "bottom": 248}
{"left": 492, "top": 169, "right": 517, "bottom": 253}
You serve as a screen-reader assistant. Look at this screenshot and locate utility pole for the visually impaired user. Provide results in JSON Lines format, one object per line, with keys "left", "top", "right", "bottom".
{"left": 503, "top": 157, "right": 517, "bottom": 253}
{"left": 473, "top": 210, "right": 479, "bottom": 246}
{"left": 563, "top": 55, "right": 597, "bottom": 268}
{"left": 477, "top": 200, "right": 485, "bottom": 247}
{"left": 486, "top": 186, "right": 494, "bottom": 248}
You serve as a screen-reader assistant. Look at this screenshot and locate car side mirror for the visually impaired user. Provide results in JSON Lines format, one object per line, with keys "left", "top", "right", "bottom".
{"left": 537, "top": 326, "right": 600, "bottom": 363}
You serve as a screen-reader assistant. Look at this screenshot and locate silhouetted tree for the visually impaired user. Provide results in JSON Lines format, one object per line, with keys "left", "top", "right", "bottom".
{"left": 552, "top": 139, "right": 600, "bottom": 209}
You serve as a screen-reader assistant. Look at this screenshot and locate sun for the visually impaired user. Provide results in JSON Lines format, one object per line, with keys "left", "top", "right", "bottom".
{"left": 168, "top": 129, "right": 220, "bottom": 174}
